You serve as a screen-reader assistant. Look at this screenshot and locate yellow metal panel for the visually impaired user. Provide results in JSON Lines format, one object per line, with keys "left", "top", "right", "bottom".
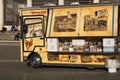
{"left": 21, "top": 8, "right": 48, "bottom": 16}
{"left": 114, "top": 5, "right": 118, "bottom": 36}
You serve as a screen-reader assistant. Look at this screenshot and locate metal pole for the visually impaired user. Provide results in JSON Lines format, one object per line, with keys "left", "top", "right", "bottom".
{"left": 27, "top": 0, "right": 32, "bottom": 7}
{"left": 58, "top": 0, "right": 64, "bottom": 5}
{"left": 93, "top": 0, "right": 99, "bottom": 3}
{"left": 0, "top": 0, "right": 4, "bottom": 30}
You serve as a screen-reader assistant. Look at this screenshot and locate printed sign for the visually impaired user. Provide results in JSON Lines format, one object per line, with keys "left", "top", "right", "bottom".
{"left": 47, "top": 38, "right": 59, "bottom": 51}
{"left": 72, "top": 39, "right": 85, "bottom": 45}
{"left": 103, "top": 38, "right": 115, "bottom": 46}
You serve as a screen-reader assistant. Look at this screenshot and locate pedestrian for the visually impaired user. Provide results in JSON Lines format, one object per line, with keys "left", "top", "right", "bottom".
{"left": 10, "top": 25, "right": 18, "bottom": 32}
{"left": 14, "top": 32, "right": 20, "bottom": 40}
{"left": 1, "top": 27, "right": 7, "bottom": 32}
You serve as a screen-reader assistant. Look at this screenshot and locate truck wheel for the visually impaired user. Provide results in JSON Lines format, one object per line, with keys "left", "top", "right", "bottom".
{"left": 29, "top": 54, "right": 42, "bottom": 68}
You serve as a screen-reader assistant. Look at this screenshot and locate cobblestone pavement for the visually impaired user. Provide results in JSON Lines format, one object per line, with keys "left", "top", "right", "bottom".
{"left": 0, "top": 61, "right": 120, "bottom": 80}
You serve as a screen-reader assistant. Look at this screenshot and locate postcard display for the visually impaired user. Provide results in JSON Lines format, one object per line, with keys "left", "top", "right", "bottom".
{"left": 47, "top": 5, "right": 119, "bottom": 66}
{"left": 47, "top": 37, "right": 117, "bottom": 65}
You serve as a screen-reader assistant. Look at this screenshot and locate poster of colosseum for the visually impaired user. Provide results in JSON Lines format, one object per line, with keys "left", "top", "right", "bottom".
{"left": 84, "top": 9, "right": 108, "bottom": 31}
{"left": 80, "top": 5, "right": 118, "bottom": 36}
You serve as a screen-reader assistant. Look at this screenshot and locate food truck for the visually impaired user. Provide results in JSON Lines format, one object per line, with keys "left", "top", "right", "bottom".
{"left": 19, "top": 4, "right": 120, "bottom": 69}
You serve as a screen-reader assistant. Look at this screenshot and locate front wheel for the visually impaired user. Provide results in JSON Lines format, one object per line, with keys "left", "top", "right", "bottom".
{"left": 29, "top": 54, "right": 42, "bottom": 68}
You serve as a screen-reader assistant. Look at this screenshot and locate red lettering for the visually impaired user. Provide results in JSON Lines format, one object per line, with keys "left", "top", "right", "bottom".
{"left": 31, "top": 11, "right": 47, "bottom": 15}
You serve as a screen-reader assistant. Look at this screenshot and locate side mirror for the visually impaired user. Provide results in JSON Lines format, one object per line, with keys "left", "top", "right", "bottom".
{"left": 23, "top": 24, "right": 28, "bottom": 34}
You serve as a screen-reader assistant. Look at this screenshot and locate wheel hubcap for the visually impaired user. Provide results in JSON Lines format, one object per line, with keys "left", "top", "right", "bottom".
{"left": 32, "top": 57, "right": 40, "bottom": 64}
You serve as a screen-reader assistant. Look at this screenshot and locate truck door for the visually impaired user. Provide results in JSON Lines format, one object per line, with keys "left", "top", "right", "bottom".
{"left": 22, "top": 15, "right": 45, "bottom": 51}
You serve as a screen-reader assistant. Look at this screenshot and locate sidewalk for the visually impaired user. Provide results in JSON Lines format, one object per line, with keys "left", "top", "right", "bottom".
{"left": 0, "top": 31, "right": 20, "bottom": 41}
{"left": 0, "top": 40, "right": 20, "bottom": 46}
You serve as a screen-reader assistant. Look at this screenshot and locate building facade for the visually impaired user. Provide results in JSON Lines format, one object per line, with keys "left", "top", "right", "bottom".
{"left": 0, "top": 0, "right": 119, "bottom": 30}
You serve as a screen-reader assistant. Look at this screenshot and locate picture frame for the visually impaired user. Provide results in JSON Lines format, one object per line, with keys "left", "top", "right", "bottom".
{"left": 50, "top": 7, "right": 80, "bottom": 37}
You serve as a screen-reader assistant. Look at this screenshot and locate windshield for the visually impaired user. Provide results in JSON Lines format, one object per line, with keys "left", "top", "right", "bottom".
{"left": 24, "top": 17, "right": 44, "bottom": 38}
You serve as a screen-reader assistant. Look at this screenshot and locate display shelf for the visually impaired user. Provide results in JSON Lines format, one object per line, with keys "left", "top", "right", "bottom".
{"left": 48, "top": 51, "right": 117, "bottom": 55}
{"left": 44, "top": 61, "right": 105, "bottom": 65}
{"left": 80, "top": 62, "right": 105, "bottom": 65}
{"left": 47, "top": 37, "right": 118, "bottom": 67}
{"left": 47, "top": 37, "right": 118, "bottom": 55}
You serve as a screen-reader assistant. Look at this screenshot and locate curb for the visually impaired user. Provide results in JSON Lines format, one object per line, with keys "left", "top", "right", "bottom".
{"left": 0, "top": 40, "right": 20, "bottom": 46}
{"left": 0, "top": 40, "right": 20, "bottom": 42}
{"left": 0, "top": 60, "right": 20, "bottom": 62}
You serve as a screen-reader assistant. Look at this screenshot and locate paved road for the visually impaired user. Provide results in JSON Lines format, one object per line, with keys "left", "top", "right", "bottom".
{"left": 0, "top": 61, "right": 120, "bottom": 80}
{"left": 0, "top": 43, "right": 20, "bottom": 61}
{"left": 0, "top": 42, "right": 120, "bottom": 80}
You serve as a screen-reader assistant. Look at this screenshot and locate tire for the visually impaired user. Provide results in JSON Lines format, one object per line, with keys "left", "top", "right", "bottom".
{"left": 29, "top": 54, "right": 42, "bottom": 68}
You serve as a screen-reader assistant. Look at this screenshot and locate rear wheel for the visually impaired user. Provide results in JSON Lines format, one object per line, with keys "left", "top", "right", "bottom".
{"left": 29, "top": 54, "right": 42, "bottom": 68}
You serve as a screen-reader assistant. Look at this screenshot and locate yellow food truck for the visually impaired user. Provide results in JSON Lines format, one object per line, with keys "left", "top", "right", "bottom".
{"left": 20, "top": 4, "right": 120, "bottom": 69}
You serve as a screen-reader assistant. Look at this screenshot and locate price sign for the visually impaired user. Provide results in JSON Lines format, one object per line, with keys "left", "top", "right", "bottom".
{"left": 103, "top": 38, "right": 115, "bottom": 46}
{"left": 72, "top": 39, "right": 85, "bottom": 45}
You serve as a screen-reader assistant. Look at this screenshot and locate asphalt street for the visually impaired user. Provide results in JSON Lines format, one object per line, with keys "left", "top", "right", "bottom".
{"left": 0, "top": 45, "right": 20, "bottom": 60}
{"left": 0, "top": 42, "right": 120, "bottom": 80}
{"left": 0, "top": 61, "right": 120, "bottom": 80}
